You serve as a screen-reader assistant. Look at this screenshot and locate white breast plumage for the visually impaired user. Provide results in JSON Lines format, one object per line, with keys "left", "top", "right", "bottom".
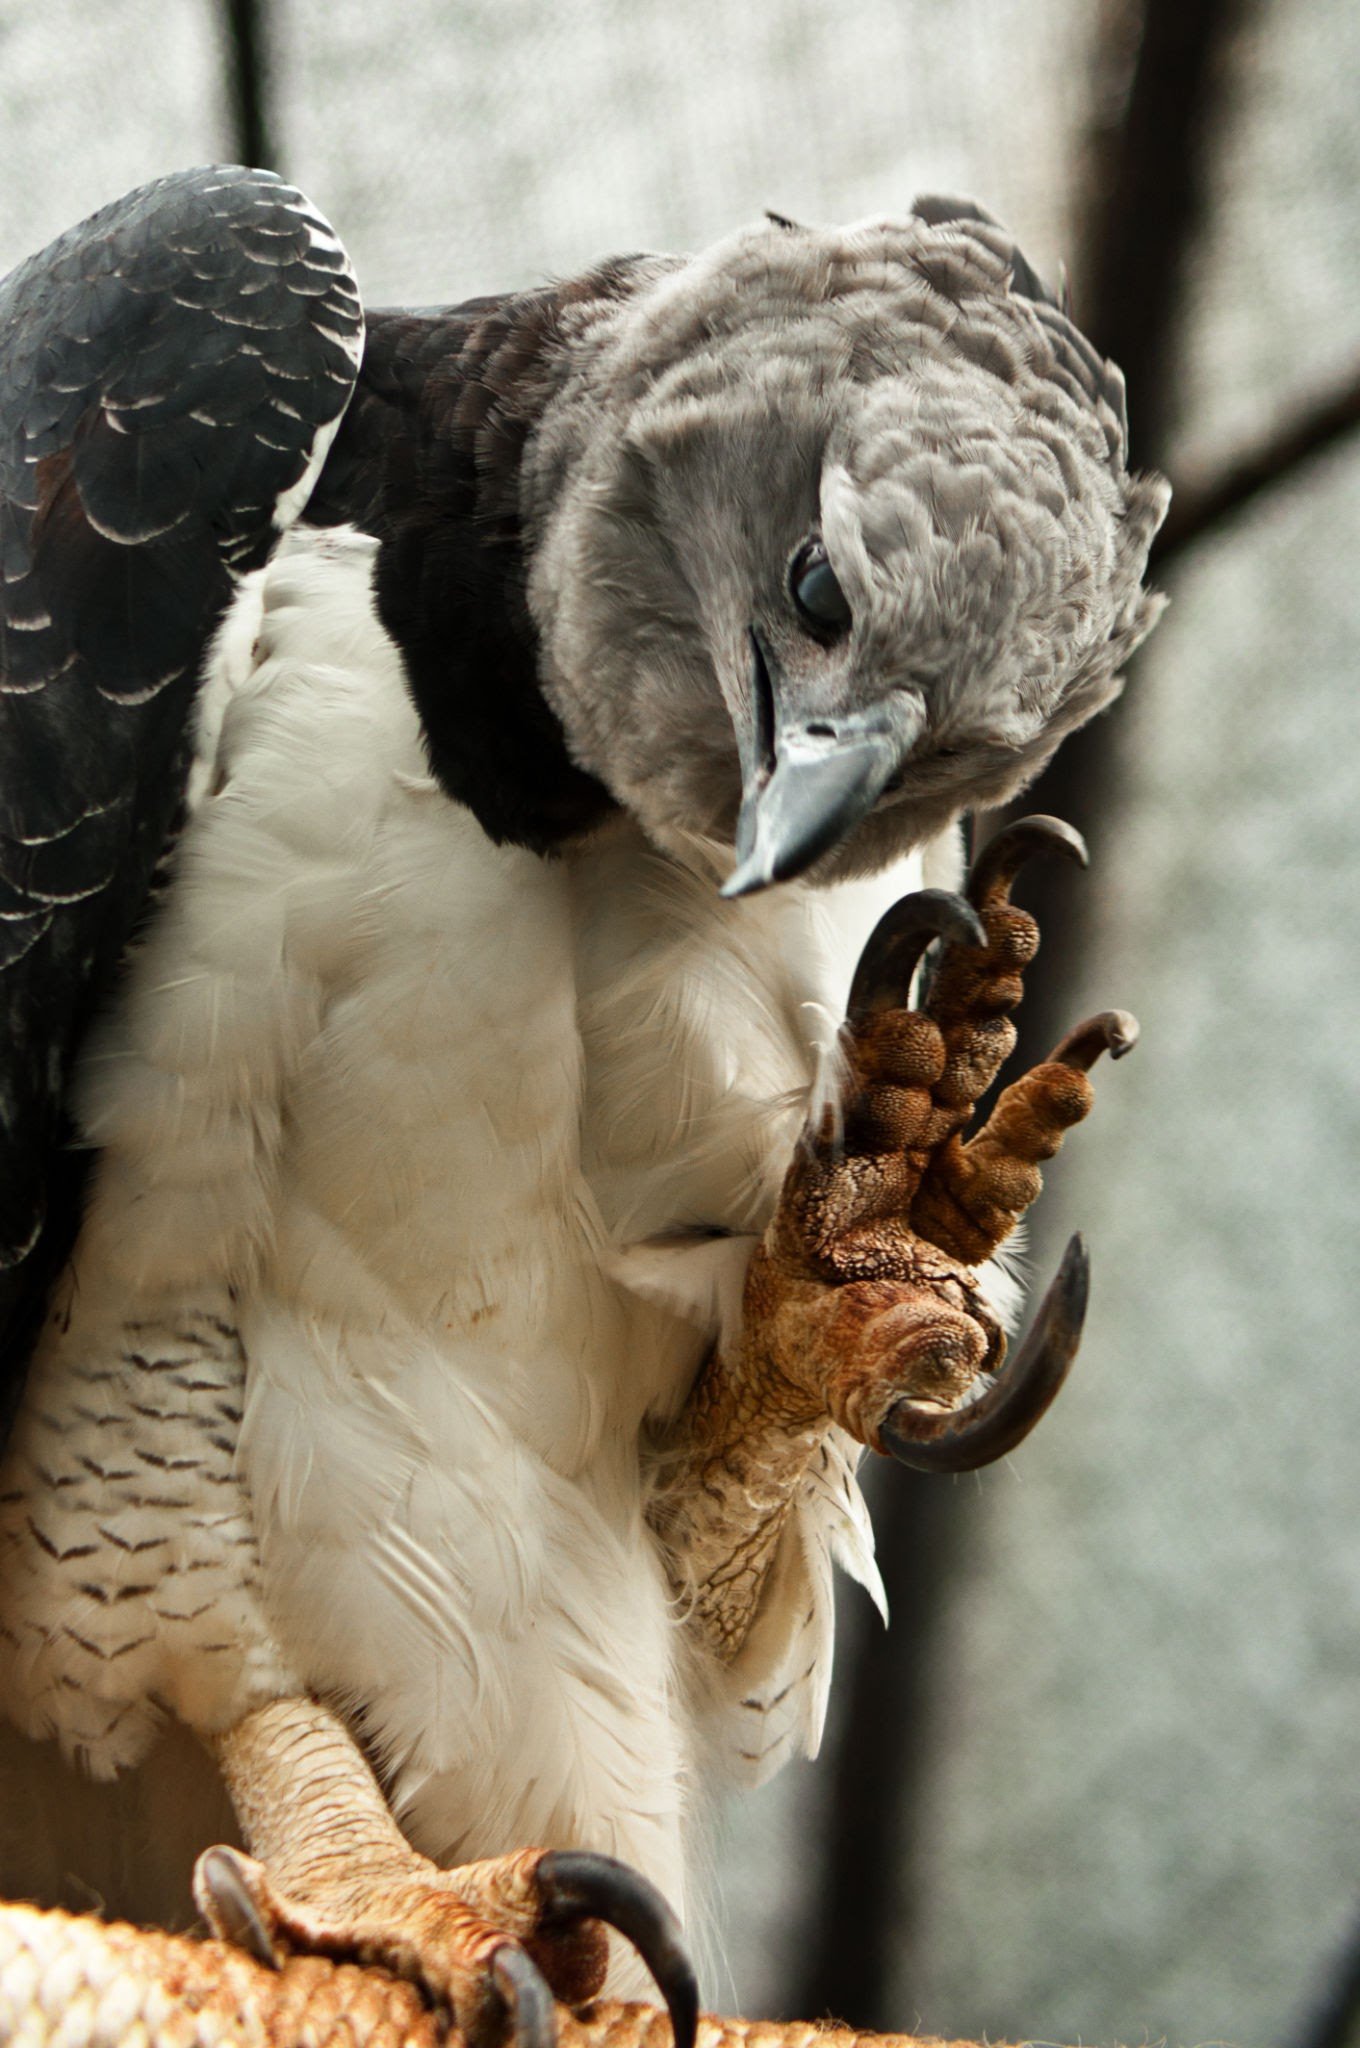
{"left": 0, "top": 526, "right": 942, "bottom": 1921}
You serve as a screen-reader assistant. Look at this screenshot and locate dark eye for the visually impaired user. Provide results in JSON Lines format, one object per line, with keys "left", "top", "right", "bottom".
{"left": 790, "top": 539, "right": 852, "bottom": 639}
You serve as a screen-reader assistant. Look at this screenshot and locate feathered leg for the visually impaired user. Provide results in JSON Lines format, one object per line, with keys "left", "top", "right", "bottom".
{"left": 652, "top": 816, "right": 1135, "bottom": 1662}
{"left": 198, "top": 1695, "right": 697, "bottom": 2048}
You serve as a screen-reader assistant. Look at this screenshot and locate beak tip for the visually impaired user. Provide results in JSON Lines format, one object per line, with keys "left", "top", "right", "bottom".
{"left": 720, "top": 853, "right": 773, "bottom": 899}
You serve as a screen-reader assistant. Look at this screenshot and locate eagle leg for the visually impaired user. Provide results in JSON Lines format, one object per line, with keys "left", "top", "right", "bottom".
{"left": 200, "top": 1696, "right": 697, "bottom": 2048}
{"left": 650, "top": 816, "right": 1133, "bottom": 1660}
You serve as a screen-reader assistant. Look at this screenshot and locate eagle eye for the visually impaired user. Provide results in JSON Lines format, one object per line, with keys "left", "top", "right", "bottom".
{"left": 790, "top": 540, "right": 852, "bottom": 639}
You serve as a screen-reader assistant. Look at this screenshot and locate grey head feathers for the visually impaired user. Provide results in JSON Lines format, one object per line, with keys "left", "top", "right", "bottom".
{"left": 522, "top": 202, "right": 1169, "bottom": 889}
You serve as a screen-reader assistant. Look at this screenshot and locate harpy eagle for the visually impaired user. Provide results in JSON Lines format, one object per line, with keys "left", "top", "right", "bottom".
{"left": 0, "top": 168, "right": 1166, "bottom": 2040}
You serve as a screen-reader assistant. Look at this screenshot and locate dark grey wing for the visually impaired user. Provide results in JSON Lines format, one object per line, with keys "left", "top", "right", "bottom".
{"left": 0, "top": 165, "right": 362, "bottom": 1406}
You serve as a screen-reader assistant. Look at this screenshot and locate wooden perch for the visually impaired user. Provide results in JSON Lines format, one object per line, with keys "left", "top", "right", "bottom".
{"left": 0, "top": 1898, "right": 1035, "bottom": 2048}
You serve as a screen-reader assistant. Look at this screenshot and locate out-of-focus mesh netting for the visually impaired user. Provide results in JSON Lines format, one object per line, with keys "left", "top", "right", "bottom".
{"left": 1, "top": 3, "right": 1357, "bottom": 2045}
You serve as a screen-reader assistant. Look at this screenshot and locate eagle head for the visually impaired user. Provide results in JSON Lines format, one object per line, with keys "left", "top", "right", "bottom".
{"left": 523, "top": 202, "right": 1169, "bottom": 892}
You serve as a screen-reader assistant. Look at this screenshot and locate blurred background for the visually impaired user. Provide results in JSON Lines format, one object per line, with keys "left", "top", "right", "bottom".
{"left": 1, "top": 2, "right": 1356, "bottom": 2044}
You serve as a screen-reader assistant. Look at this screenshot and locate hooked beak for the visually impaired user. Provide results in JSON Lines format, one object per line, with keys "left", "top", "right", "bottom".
{"left": 722, "top": 628, "right": 924, "bottom": 898}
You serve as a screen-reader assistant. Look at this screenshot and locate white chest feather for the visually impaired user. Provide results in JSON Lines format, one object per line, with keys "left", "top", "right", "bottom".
{"left": 0, "top": 529, "right": 938, "bottom": 1912}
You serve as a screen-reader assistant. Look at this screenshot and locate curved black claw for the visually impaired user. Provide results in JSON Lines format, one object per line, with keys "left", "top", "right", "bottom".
{"left": 493, "top": 1943, "right": 558, "bottom": 2048}
{"left": 967, "top": 814, "right": 1088, "bottom": 907}
{"left": 846, "top": 888, "right": 987, "bottom": 1025}
{"left": 194, "top": 1845, "right": 281, "bottom": 1971}
{"left": 537, "top": 1850, "right": 698, "bottom": 2048}
{"left": 880, "top": 1234, "right": 1090, "bottom": 1473}
{"left": 1050, "top": 1008, "right": 1140, "bottom": 1068}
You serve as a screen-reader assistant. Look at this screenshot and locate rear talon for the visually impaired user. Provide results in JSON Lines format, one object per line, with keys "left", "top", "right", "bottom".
{"left": 881, "top": 1232, "right": 1089, "bottom": 1471}
{"left": 536, "top": 1851, "right": 698, "bottom": 2048}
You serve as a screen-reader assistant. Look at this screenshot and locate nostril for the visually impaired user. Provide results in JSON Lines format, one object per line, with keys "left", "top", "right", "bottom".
{"left": 805, "top": 722, "right": 837, "bottom": 739}
{"left": 747, "top": 627, "right": 777, "bottom": 778}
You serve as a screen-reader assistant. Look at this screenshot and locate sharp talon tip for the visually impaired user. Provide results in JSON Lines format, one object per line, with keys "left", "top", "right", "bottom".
{"left": 537, "top": 1851, "right": 698, "bottom": 2048}
{"left": 492, "top": 1944, "right": 558, "bottom": 2048}
{"left": 1055, "top": 1230, "right": 1091, "bottom": 1319}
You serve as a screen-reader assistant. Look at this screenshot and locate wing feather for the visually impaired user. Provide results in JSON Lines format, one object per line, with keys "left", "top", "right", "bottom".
{"left": 0, "top": 166, "right": 362, "bottom": 1423}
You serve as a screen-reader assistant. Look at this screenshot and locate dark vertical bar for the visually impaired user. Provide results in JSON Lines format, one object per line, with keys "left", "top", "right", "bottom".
{"left": 1086, "top": 0, "right": 1249, "bottom": 455}
{"left": 785, "top": 1464, "right": 963, "bottom": 2030}
{"left": 1288, "top": 1906, "right": 1360, "bottom": 2048}
{"left": 1004, "top": 0, "right": 1259, "bottom": 1074}
{"left": 220, "top": 0, "right": 275, "bottom": 172}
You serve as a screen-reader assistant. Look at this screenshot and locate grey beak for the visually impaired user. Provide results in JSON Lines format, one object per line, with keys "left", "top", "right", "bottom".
{"left": 722, "top": 629, "right": 923, "bottom": 898}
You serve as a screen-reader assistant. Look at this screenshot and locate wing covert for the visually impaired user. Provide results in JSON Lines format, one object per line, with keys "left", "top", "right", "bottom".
{"left": 0, "top": 165, "right": 362, "bottom": 1406}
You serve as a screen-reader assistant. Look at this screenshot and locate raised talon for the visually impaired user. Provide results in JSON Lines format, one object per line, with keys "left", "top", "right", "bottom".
{"left": 760, "top": 811, "right": 1137, "bottom": 1466}
{"left": 844, "top": 812, "right": 1090, "bottom": 1033}
{"left": 881, "top": 1231, "right": 1090, "bottom": 1471}
{"left": 536, "top": 1851, "right": 698, "bottom": 2048}
{"left": 658, "top": 814, "right": 1137, "bottom": 1669}
{"left": 966, "top": 812, "right": 1088, "bottom": 905}
{"left": 845, "top": 887, "right": 986, "bottom": 1024}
